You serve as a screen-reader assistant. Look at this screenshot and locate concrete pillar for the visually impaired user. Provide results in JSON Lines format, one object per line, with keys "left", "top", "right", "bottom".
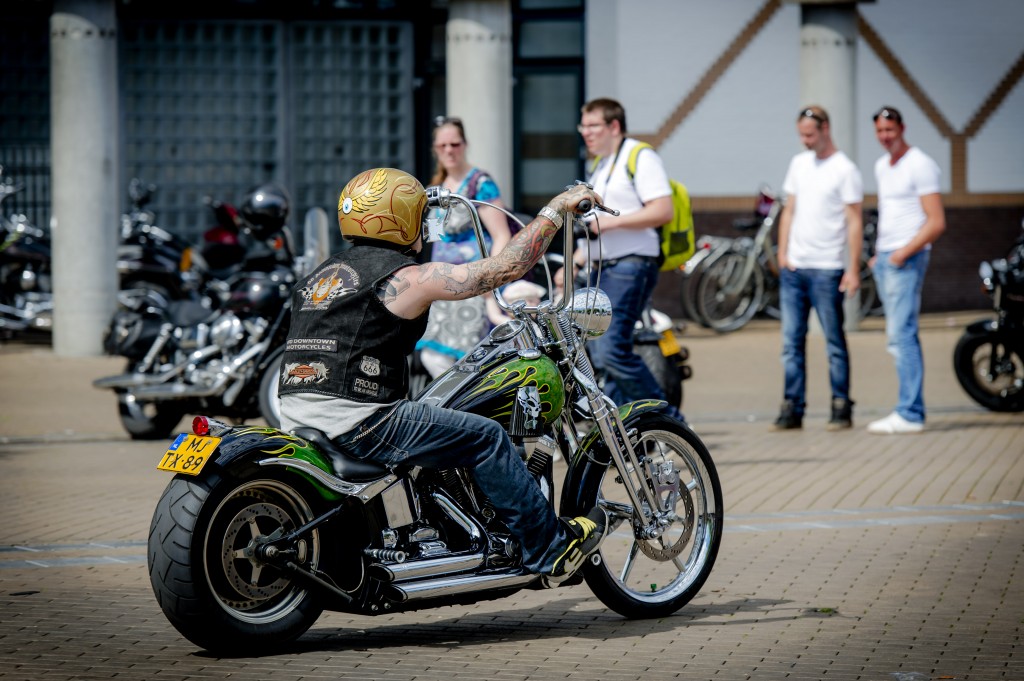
{"left": 50, "top": 0, "right": 119, "bottom": 356}
{"left": 796, "top": 1, "right": 862, "bottom": 329}
{"left": 445, "top": 0, "right": 514, "bottom": 200}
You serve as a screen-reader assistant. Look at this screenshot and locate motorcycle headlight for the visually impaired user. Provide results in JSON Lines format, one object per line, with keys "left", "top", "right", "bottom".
{"left": 569, "top": 287, "right": 612, "bottom": 338}
{"left": 210, "top": 312, "right": 245, "bottom": 349}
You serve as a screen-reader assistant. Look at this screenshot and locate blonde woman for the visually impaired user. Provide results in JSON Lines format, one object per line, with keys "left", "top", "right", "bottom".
{"left": 417, "top": 117, "right": 513, "bottom": 377}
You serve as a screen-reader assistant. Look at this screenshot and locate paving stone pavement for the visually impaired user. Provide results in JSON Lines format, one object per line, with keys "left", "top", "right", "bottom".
{"left": 0, "top": 312, "right": 1021, "bottom": 680}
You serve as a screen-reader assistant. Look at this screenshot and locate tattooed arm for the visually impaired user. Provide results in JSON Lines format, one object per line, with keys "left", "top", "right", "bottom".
{"left": 381, "top": 184, "right": 600, "bottom": 320}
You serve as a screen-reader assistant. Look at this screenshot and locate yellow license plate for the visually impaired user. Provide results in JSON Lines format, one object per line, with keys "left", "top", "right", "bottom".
{"left": 657, "top": 331, "right": 681, "bottom": 356}
{"left": 157, "top": 433, "right": 221, "bottom": 475}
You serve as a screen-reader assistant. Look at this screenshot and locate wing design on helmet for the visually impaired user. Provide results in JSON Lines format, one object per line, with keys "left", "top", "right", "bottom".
{"left": 350, "top": 168, "right": 389, "bottom": 213}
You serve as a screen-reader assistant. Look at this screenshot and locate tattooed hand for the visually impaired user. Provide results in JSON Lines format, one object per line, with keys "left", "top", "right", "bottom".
{"left": 547, "top": 183, "right": 602, "bottom": 216}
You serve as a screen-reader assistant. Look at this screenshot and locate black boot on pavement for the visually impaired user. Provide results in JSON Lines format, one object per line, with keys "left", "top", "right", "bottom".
{"left": 827, "top": 397, "right": 854, "bottom": 431}
{"left": 770, "top": 400, "right": 802, "bottom": 431}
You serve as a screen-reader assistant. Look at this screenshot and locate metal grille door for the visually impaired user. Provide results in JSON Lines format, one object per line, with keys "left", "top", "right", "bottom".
{"left": 120, "top": 19, "right": 414, "bottom": 241}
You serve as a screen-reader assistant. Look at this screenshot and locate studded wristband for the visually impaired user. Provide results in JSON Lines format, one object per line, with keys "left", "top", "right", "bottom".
{"left": 537, "top": 206, "right": 563, "bottom": 229}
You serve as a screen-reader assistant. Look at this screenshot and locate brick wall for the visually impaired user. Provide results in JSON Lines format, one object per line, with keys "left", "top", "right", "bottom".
{"left": 652, "top": 204, "right": 1024, "bottom": 318}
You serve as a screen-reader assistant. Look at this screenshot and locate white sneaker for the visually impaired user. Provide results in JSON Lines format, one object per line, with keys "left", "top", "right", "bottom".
{"left": 867, "top": 412, "right": 924, "bottom": 435}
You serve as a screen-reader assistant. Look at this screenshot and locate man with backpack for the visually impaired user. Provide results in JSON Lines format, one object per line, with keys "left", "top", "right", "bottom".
{"left": 573, "top": 97, "right": 684, "bottom": 421}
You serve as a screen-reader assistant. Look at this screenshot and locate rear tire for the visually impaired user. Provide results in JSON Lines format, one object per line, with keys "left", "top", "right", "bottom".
{"left": 635, "top": 343, "right": 683, "bottom": 410}
{"left": 148, "top": 470, "right": 325, "bottom": 653}
{"left": 582, "top": 413, "right": 722, "bottom": 619}
{"left": 695, "top": 251, "right": 764, "bottom": 333}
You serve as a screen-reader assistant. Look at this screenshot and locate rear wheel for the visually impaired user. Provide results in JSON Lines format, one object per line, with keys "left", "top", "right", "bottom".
{"left": 148, "top": 470, "right": 324, "bottom": 653}
{"left": 695, "top": 251, "right": 764, "bottom": 333}
{"left": 583, "top": 413, "right": 722, "bottom": 618}
{"left": 635, "top": 343, "right": 683, "bottom": 410}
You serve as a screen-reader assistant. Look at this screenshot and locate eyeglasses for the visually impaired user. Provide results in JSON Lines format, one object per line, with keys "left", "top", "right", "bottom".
{"left": 799, "top": 108, "right": 826, "bottom": 124}
{"left": 576, "top": 122, "right": 608, "bottom": 134}
{"left": 434, "top": 115, "right": 463, "bottom": 128}
{"left": 872, "top": 107, "right": 903, "bottom": 124}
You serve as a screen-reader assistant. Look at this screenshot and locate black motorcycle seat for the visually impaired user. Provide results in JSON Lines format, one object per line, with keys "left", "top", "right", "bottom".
{"left": 167, "top": 299, "right": 219, "bottom": 327}
{"left": 291, "top": 427, "right": 390, "bottom": 482}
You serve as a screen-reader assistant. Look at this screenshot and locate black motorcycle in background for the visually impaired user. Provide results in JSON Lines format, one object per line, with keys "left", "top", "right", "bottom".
{"left": 117, "top": 178, "right": 248, "bottom": 309}
{"left": 953, "top": 219, "right": 1024, "bottom": 412}
{"left": 95, "top": 184, "right": 304, "bottom": 439}
{"left": 0, "top": 165, "right": 52, "bottom": 336}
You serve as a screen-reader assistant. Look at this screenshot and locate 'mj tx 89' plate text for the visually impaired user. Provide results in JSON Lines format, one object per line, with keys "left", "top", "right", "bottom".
{"left": 157, "top": 433, "right": 221, "bottom": 475}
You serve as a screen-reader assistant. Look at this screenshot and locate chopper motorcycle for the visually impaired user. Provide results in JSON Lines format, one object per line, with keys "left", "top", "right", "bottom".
{"left": 953, "top": 219, "right": 1024, "bottom": 412}
{"left": 147, "top": 183, "right": 723, "bottom": 653}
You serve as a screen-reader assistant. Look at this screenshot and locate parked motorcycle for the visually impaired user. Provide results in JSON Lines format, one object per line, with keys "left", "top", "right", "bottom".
{"left": 0, "top": 165, "right": 52, "bottom": 335}
{"left": 146, "top": 183, "right": 723, "bottom": 654}
{"left": 95, "top": 184, "right": 301, "bottom": 439}
{"left": 117, "top": 179, "right": 248, "bottom": 309}
{"left": 953, "top": 219, "right": 1024, "bottom": 412}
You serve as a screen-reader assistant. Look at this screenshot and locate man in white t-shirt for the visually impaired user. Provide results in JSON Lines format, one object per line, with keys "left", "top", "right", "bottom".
{"left": 571, "top": 97, "right": 683, "bottom": 420}
{"left": 772, "top": 106, "right": 863, "bottom": 431}
{"left": 866, "top": 106, "right": 945, "bottom": 435}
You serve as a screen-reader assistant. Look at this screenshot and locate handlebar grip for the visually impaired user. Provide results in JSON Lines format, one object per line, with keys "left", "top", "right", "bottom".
{"left": 576, "top": 199, "right": 593, "bottom": 214}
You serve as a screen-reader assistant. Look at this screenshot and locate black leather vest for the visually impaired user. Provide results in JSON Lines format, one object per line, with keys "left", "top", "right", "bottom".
{"left": 278, "top": 245, "right": 428, "bottom": 403}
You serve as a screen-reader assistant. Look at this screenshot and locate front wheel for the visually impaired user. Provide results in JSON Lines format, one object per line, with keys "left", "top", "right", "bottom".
{"left": 117, "top": 389, "right": 187, "bottom": 440}
{"left": 258, "top": 353, "right": 283, "bottom": 428}
{"left": 953, "top": 330, "right": 1024, "bottom": 412}
{"left": 583, "top": 413, "right": 723, "bottom": 618}
{"left": 148, "top": 470, "right": 325, "bottom": 653}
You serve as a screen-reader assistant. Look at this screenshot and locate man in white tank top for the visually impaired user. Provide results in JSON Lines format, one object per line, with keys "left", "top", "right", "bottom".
{"left": 866, "top": 106, "right": 946, "bottom": 435}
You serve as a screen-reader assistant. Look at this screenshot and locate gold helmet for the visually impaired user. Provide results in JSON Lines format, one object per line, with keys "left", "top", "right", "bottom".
{"left": 337, "top": 168, "right": 427, "bottom": 248}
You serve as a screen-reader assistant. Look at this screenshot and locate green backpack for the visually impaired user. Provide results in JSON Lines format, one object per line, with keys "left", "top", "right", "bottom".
{"left": 591, "top": 141, "right": 696, "bottom": 272}
{"left": 625, "top": 142, "right": 695, "bottom": 271}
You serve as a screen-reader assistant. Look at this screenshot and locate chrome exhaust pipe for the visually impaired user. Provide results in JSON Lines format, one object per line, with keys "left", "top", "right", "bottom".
{"left": 387, "top": 572, "right": 535, "bottom": 603}
{"left": 371, "top": 552, "right": 485, "bottom": 583}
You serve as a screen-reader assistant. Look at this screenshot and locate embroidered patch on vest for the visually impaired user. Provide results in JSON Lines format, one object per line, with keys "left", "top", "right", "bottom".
{"left": 352, "top": 376, "right": 381, "bottom": 397}
{"left": 285, "top": 338, "right": 339, "bottom": 353}
{"left": 282, "top": 361, "right": 328, "bottom": 386}
{"left": 359, "top": 355, "right": 381, "bottom": 377}
{"left": 298, "top": 262, "right": 360, "bottom": 311}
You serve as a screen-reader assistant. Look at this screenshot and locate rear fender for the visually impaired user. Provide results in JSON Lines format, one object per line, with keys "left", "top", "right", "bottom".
{"left": 193, "top": 426, "right": 364, "bottom": 502}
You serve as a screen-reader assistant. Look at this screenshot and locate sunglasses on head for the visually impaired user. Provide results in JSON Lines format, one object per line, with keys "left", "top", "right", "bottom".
{"left": 872, "top": 107, "right": 903, "bottom": 124}
{"left": 434, "top": 116, "right": 463, "bottom": 128}
{"left": 799, "top": 108, "right": 826, "bottom": 124}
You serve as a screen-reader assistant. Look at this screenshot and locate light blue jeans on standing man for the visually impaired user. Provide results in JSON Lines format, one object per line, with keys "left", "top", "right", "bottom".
{"left": 872, "top": 249, "right": 930, "bottom": 424}
{"left": 779, "top": 267, "right": 851, "bottom": 416}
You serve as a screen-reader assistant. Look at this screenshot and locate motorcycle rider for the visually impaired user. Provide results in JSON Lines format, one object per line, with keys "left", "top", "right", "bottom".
{"left": 279, "top": 168, "right": 608, "bottom": 582}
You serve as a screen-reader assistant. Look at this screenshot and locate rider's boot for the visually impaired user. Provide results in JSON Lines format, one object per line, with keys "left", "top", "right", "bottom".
{"left": 542, "top": 506, "right": 609, "bottom": 585}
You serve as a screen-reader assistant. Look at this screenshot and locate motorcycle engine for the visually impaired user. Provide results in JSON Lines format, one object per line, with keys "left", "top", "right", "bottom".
{"left": 210, "top": 312, "right": 245, "bottom": 350}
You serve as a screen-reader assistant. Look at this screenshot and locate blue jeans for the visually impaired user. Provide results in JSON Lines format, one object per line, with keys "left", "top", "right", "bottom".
{"left": 588, "top": 256, "right": 682, "bottom": 418}
{"left": 873, "top": 250, "right": 929, "bottom": 423}
{"left": 332, "top": 400, "right": 566, "bottom": 573}
{"left": 779, "top": 267, "right": 851, "bottom": 415}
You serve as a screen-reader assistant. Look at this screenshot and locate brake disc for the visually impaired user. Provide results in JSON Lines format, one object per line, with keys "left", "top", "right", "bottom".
{"left": 635, "top": 457, "right": 695, "bottom": 561}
